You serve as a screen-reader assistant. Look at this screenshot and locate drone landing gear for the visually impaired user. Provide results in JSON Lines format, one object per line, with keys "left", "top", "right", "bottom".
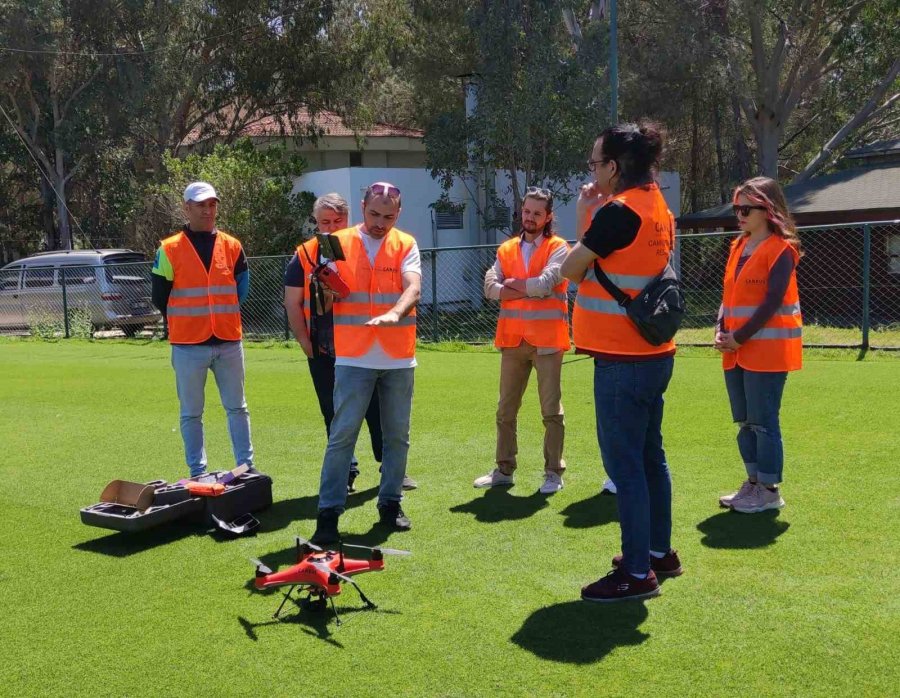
{"left": 272, "top": 583, "right": 378, "bottom": 627}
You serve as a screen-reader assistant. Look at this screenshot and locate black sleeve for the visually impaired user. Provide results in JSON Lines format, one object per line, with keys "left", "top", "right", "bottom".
{"left": 284, "top": 253, "right": 304, "bottom": 287}
{"left": 582, "top": 201, "right": 642, "bottom": 258}
{"left": 234, "top": 247, "right": 248, "bottom": 277}
{"left": 151, "top": 274, "right": 173, "bottom": 316}
{"left": 733, "top": 249, "right": 796, "bottom": 345}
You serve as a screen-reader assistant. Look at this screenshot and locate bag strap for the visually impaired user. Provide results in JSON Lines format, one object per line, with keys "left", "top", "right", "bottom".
{"left": 591, "top": 260, "right": 632, "bottom": 308}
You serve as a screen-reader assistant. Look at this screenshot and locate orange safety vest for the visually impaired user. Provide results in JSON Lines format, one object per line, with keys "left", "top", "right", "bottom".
{"left": 162, "top": 230, "right": 243, "bottom": 344}
{"left": 296, "top": 237, "right": 321, "bottom": 336}
{"left": 494, "top": 234, "right": 570, "bottom": 351}
{"left": 330, "top": 227, "right": 417, "bottom": 359}
{"left": 572, "top": 183, "right": 676, "bottom": 355}
{"left": 721, "top": 235, "right": 802, "bottom": 372}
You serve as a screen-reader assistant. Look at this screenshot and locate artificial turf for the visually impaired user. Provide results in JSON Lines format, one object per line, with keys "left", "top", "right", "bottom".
{"left": 0, "top": 339, "right": 897, "bottom": 696}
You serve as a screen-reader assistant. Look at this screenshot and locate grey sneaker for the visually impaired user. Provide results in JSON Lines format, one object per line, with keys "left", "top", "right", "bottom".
{"left": 731, "top": 484, "right": 785, "bottom": 513}
{"left": 473, "top": 468, "right": 514, "bottom": 488}
{"left": 402, "top": 475, "right": 418, "bottom": 491}
{"left": 539, "top": 471, "right": 564, "bottom": 494}
{"left": 719, "top": 479, "right": 756, "bottom": 508}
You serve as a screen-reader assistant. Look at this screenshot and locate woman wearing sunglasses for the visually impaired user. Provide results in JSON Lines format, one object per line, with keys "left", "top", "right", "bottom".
{"left": 715, "top": 176, "right": 803, "bottom": 513}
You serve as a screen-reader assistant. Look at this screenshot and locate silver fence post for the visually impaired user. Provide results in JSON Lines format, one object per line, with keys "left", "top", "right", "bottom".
{"left": 60, "top": 266, "right": 70, "bottom": 339}
{"left": 431, "top": 250, "right": 439, "bottom": 342}
{"left": 282, "top": 256, "right": 290, "bottom": 341}
{"left": 861, "top": 224, "right": 871, "bottom": 350}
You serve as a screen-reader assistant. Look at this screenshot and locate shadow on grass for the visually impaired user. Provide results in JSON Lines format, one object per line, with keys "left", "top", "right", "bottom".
{"left": 560, "top": 492, "right": 618, "bottom": 529}
{"left": 257, "top": 487, "right": 379, "bottom": 533}
{"left": 696, "top": 509, "right": 790, "bottom": 548}
{"left": 238, "top": 594, "right": 400, "bottom": 643}
{"left": 73, "top": 521, "right": 207, "bottom": 557}
{"left": 449, "top": 487, "right": 549, "bottom": 523}
{"left": 512, "top": 600, "right": 650, "bottom": 664}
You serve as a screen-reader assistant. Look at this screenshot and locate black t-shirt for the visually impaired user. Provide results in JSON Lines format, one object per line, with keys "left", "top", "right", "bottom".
{"left": 581, "top": 201, "right": 643, "bottom": 258}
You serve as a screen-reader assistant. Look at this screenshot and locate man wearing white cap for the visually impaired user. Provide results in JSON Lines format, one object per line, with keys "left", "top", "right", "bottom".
{"left": 151, "top": 182, "right": 255, "bottom": 476}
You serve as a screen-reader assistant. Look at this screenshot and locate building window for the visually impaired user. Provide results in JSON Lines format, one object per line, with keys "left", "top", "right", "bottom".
{"left": 888, "top": 234, "right": 900, "bottom": 275}
{"left": 435, "top": 211, "right": 464, "bottom": 229}
{"left": 349, "top": 151, "right": 362, "bottom": 168}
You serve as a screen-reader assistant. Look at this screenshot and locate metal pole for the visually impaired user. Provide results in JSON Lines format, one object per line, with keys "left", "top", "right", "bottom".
{"left": 60, "top": 266, "right": 70, "bottom": 338}
{"left": 861, "top": 224, "right": 871, "bottom": 349}
{"left": 430, "top": 250, "right": 439, "bottom": 342}
{"left": 610, "top": 0, "right": 618, "bottom": 124}
{"left": 282, "top": 257, "right": 290, "bottom": 341}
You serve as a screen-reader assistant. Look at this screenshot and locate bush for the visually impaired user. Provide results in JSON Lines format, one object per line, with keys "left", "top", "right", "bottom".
{"left": 133, "top": 139, "right": 314, "bottom": 256}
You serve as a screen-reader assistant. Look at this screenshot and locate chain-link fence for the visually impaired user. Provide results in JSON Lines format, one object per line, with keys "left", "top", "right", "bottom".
{"left": 2, "top": 220, "right": 898, "bottom": 348}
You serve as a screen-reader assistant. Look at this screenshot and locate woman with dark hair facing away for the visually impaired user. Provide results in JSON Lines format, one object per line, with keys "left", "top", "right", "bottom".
{"left": 561, "top": 121, "right": 681, "bottom": 602}
{"left": 716, "top": 176, "right": 802, "bottom": 513}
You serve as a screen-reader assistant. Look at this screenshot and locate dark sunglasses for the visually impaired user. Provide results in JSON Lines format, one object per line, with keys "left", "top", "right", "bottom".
{"left": 366, "top": 182, "right": 401, "bottom": 198}
{"left": 733, "top": 204, "right": 766, "bottom": 217}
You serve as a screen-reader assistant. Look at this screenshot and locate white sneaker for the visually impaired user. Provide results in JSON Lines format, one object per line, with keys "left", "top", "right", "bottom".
{"left": 473, "top": 468, "right": 514, "bottom": 488}
{"left": 731, "top": 484, "right": 785, "bottom": 513}
{"left": 719, "top": 479, "right": 756, "bottom": 508}
{"left": 539, "top": 471, "right": 564, "bottom": 494}
{"left": 601, "top": 478, "right": 617, "bottom": 495}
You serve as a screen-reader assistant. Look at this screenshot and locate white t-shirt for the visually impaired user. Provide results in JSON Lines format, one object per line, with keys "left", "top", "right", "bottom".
{"left": 335, "top": 226, "right": 421, "bottom": 370}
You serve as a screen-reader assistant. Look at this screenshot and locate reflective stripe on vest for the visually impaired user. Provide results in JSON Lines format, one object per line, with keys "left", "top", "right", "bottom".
{"left": 167, "top": 304, "right": 241, "bottom": 317}
{"left": 721, "top": 234, "right": 802, "bottom": 372}
{"left": 330, "top": 227, "right": 418, "bottom": 359}
{"left": 494, "top": 234, "right": 570, "bottom": 351}
{"left": 723, "top": 302, "right": 801, "bottom": 319}
{"left": 572, "top": 184, "right": 676, "bottom": 355}
{"left": 162, "top": 231, "right": 243, "bottom": 344}
{"left": 169, "top": 285, "right": 237, "bottom": 298}
{"left": 333, "top": 314, "right": 417, "bottom": 327}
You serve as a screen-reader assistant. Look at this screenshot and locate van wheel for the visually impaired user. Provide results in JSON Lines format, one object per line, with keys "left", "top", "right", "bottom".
{"left": 122, "top": 325, "right": 140, "bottom": 338}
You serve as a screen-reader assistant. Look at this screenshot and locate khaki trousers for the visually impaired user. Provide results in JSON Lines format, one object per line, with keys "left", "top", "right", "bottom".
{"left": 495, "top": 343, "right": 566, "bottom": 475}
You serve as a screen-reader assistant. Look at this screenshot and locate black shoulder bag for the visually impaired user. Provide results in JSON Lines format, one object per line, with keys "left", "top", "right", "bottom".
{"left": 591, "top": 256, "right": 686, "bottom": 346}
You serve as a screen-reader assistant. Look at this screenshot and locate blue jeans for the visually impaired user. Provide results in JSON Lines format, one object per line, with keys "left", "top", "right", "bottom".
{"left": 723, "top": 367, "right": 788, "bottom": 485}
{"left": 593, "top": 357, "right": 674, "bottom": 575}
{"left": 171, "top": 342, "right": 254, "bottom": 476}
{"left": 318, "top": 366, "right": 414, "bottom": 513}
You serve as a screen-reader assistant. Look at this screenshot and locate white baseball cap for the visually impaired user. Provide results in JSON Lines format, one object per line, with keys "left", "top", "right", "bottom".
{"left": 183, "top": 181, "right": 219, "bottom": 203}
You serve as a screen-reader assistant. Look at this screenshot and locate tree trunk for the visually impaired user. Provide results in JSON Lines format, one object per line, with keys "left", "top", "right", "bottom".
{"left": 730, "top": 96, "right": 752, "bottom": 183}
{"left": 754, "top": 112, "right": 781, "bottom": 179}
{"left": 713, "top": 102, "right": 727, "bottom": 204}
{"left": 39, "top": 178, "right": 57, "bottom": 250}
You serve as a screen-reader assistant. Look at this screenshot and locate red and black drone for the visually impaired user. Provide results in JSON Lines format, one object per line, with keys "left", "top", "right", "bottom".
{"left": 250, "top": 536, "right": 410, "bottom": 624}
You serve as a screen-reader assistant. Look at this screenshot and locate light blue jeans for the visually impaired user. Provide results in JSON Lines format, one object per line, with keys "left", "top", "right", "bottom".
{"left": 171, "top": 342, "right": 254, "bottom": 476}
{"left": 724, "top": 367, "right": 788, "bottom": 485}
{"left": 318, "top": 366, "right": 414, "bottom": 513}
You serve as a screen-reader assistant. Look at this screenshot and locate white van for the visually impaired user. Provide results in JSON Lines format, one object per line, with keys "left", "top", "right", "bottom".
{"left": 0, "top": 249, "right": 161, "bottom": 336}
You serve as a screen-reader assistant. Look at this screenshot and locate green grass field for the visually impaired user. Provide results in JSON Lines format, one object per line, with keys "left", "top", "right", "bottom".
{"left": 0, "top": 339, "right": 897, "bottom": 697}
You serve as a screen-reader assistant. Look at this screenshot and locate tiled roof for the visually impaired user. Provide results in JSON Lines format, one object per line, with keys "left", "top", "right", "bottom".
{"left": 183, "top": 107, "right": 423, "bottom": 145}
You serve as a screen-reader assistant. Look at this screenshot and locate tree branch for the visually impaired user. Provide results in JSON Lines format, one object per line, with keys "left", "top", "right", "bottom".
{"left": 794, "top": 57, "right": 900, "bottom": 182}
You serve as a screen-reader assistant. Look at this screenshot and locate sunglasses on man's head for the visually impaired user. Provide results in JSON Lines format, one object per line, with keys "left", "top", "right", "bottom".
{"left": 733, "top": 204, "right": 766, "bottom": 217}
{"left": 366, "top": 182, "right": 401, "bottom": 198}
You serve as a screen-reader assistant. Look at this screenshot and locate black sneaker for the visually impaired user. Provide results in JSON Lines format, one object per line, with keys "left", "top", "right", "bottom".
{"left": 377, "top": 501, "right": 411, "bottom": 531}
{"left": 347, "top": 469, "right": 359, "bottom": 493}
{"left": 612, "top": 549, "right": 683, "bottom": 577}
{"left": 581, "top": 568, "right": 660, "bottom": 603}
{"left": 310, "top": 508, "right": 341, "bottom": 547}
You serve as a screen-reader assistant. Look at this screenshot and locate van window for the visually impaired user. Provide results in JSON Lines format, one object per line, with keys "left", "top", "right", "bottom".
{"left": 23, "top": 266, "right": 55, "bottom": 288}
{"left": 104, "top": 254, "right": 148, "bottom": 284}
{"left": 0, "top": 267, "right": 21, "bottom": 291}
{"left": 60, "top": 264, "right": 96, "bottom": 285}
